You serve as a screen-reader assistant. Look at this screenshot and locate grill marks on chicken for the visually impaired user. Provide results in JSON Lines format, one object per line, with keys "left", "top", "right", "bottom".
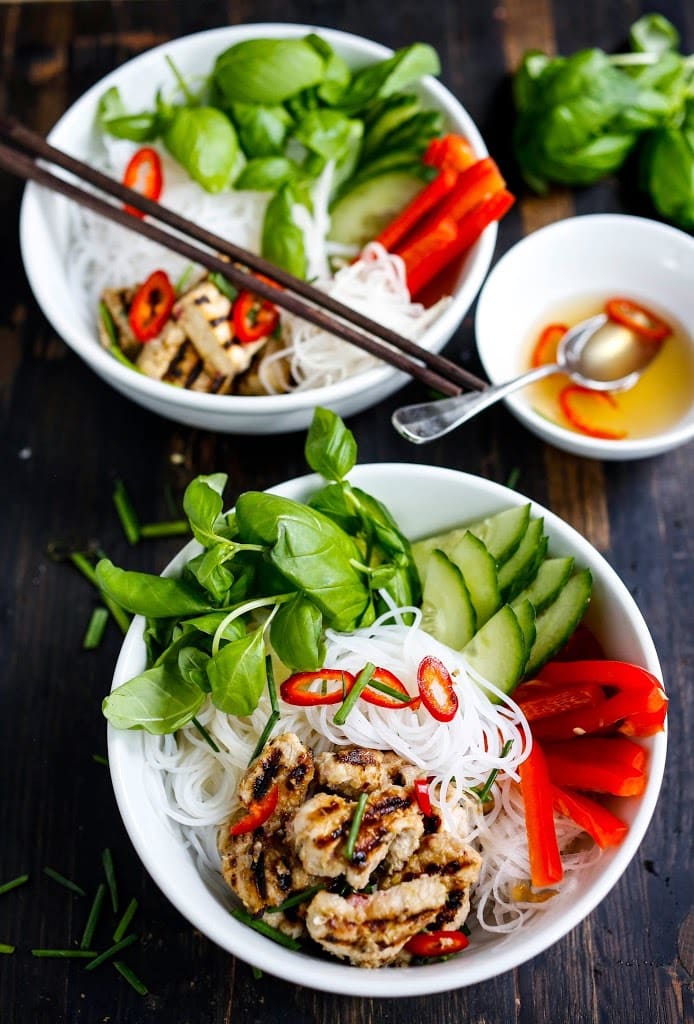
{"left": 219, "top": 733, "right": 481, "bottom": 967}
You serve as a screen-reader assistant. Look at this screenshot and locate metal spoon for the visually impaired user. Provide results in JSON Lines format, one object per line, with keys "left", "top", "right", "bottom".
{"left": 392, "top": 313, "right": 660, "bottom": 444}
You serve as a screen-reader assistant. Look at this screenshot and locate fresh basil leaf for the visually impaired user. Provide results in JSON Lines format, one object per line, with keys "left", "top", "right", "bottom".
{"left": 336, "top": 43, "right": 440, "bottom": 113}
{"left": 293, "top": 109, "right": 362, "bottom": 161}
{"left": 305, "top": 407, "right": 357, "bottom": 480}
{"left": 307, "top": 482, "right": 361, "bottom": 533}
{"left": 230, "top": 101, "right": 293, "bottom": 157}
{"left": 96, "top": 87, "right": 159, "bottom": 142}
{"left": 183, "top": 473, "right": 228, "bottom": 547}
{"left": 270, "top": 594, "right": 325, "bottom": 671}
{"left": 235, "top": 492, "right": 359, "bottom": 556}
{"left": 102, "top": 664, "right": 205, "bottom": 734}
{"left": 185, "top": 549, "right": 234, "bottom": 603}
{"left": 206, "top": 624, "right": 267, "bottom": 714}
{"left": 213, "top": 38, "right": 325, "bottom": 105}
{"left": 183, "top": 611, "right": 246, "bottom": 641}
{"left": 305, "top": 34, "right": 351, "bottom": 105}
{"left": 143, "top": 616, "right": 176, "bottom": 663}
{"left": 642, "top": 108, "right": 694, "bottom": 230}
{"left": 629, "top": 13, "right": 680, "bottom": 55}
{"left": 235, "top": 156, "right": 300, "bottom": 191}
{"left": 261, "top": 185, "right": 307, "bottom": 279}
{"left": 164, "top": 107, "right": 239, "bottom": 193}
{"left": 96, "top": 559, "right": 213, "bottom": 617}
{"left": 178, "top": 646, "right": 211, "bottom": 691}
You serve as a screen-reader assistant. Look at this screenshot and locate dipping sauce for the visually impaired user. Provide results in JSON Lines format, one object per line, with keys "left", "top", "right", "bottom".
{"left": 524, "top": 295, "right": 694, "bottom": 440}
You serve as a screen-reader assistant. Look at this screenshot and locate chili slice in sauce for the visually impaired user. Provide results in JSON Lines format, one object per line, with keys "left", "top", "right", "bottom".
{"left": 128, "top": 269, "right": 175, "bottom": 342}
{"left": 559, "top": 385, "right": 627, "bottom": 440}
{"left": 122, "top": 147, "right": 163, "bottom": 218}
{"left": 531, "top": 323, "right": 568, "bottom": 368}
{"left": 417, "top": 656, "right": 458, "bottom": 722}
{"left": 605, "top": 298, "right": 671, "bottom": 343}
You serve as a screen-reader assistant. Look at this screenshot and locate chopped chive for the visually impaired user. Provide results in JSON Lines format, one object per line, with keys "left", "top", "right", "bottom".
{"left": 364, "top": 677, "right": 411, "bottom": 703}
{"left": 192, "top": 717, "right": 220, "bottom": 753}
{"left": 333, "top": 663, "right": 375, "bottom": 726}
{"left": 85, "top": 933, "right": 137, "bottom": 971}
{"left": 0, "top": 874, "right": 29, "bottom": 896}
{"left": 139, "top": 520, "right": 190, "bottom": 539}
{"left": 32, "top": 948, "right": 97, "bottom": 958}
{"left": 473, "top": 739, "right": 514, "bottom": 803}
{"left": 113, "top": 479, "right": 140, "bottom": 545}
{"left": 174, "top": 262, "right": 195, "bottom": 295}
{"left": 102, "top": 849, "right": 118, "bottom": 913}
{"left": 108, "top": 343, "right": 140, "bottom": 372}
{"left": 249, "top": 658, "right": 280, "bottom": 764}
{"left": 99, "top": 301, "right": 118, "bottom": 346}
{"left": 208, "top": 271, "right": 238, "bottom": 303}
{"left": 114, "top": 959, "right": 149, "bottom": 995}
{"left": 80, "top": 883, "right": 107, "bottom": 950}
{"left": 92, "top": 753, "right": 108, "bottom": 766}
{"left": 0, "top": 944, "right": 15, "bottom": 954}
{"left": 83, "top": 606, "right": 109, "bottom": 650}
{"left": 70, "top": 552, "right": 131, "bottom": 636}
{"left": 251, "top": 965, "right": 263, "bottom": 980}
{"left": 506, "top": 467, "right": 521, "bottom": 490}
{"left": 264, "top": 884, "right": 324, "bottom": 914}
{"left": 343, "top": 792, "right": 368, "bottom": 862}
{"left": 231, "top": 908, "right": 301, "bottom": 951}
{"left": 113, "top": 897, "right": 138, "bottom": 943}
{"left": 43, "top": 867, "right": 85, "bottom": 896}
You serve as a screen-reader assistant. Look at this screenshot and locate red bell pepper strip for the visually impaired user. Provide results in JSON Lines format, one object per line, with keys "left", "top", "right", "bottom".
{"left": 513, "top": 680, "right": 603, "bottom": 722}
{"left": 542, "top": 737, "right": 647, "bottom": 796}
{"left": 417, "top": 656, "right": 459, "bottom": 722}
{"left": 531, "top": 688, "right": 666, "bottom": 742}
{"left": 280, "top": 669, "right": 356, "bottom": 707}
{"left": 605, "top": 298, "right": 671, "bottom": 343}
{"left": 233, "top": 289, "right": 280, "bottom": 344}
{"left": 554, "top": 625, "right": 604, "bottom": 662}
{"left": 122, "top": 147, "right": 163, "bottom": 218}
{"left": 559, "top": 385, "right": 627, "bottom": 441}
{"left": 423, "top": 134, "right": 477, "bottom": 172}
{"left": 229, "top": 784, "right": 279, "bottom": 835}
{"left": 404, "top": 929, "right": 469, "bottom": 957}
{"left": 413, "top": 778, "right": 434, "bottom": 817}
{"left": 128, "top": 269, "right": 175, "bottom": 342}
{"left": 618, "top": 705, "right": 668, "bottom": 737}
{"left": 361, "top": 667, "right": 413, "bottom": 709}
{"left": 551, "top": 785, "right": 628, "bottom": 849}
{"left": 408, "top": 158, "right": 505, "bottom": 238}
{"left": 531, "top": 323, "right": 568, "bottom": 368}
{"left": 399, "top": 189, "right": 515, "bottom": 297}
{"left": 538, "top": 660, "right": 664, "bottom": 694}
{"left": 518, "top": 743, "right": 563, "bottom": 888}
{"left": 374, "top": 167, "right": 459, "bottom": 252}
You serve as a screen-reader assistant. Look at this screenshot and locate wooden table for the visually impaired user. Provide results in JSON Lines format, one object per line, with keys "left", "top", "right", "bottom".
{"left": 1, "top": 3, "right": 692, "bottom": 1022}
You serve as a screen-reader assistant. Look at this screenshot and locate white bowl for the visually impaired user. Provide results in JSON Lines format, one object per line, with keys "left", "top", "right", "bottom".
{"left": 19, "top": 24, "right": 496, "bottom": 435}
{"left": 108, "top": 463, "right": 666, "bottom": 996}
{"left": 475, "top": 214, "right": 694, "bottom": 460}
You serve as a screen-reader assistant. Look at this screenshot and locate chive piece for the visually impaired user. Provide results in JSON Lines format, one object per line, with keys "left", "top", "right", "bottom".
{"left": 108, "top": 343, "right": 140, "bottom": 372}
{"left": 102, "top": 849, "right": 118, "bottom": 913}
{"left": 251, "top": 965, "right": 263, "bottom": 980}
{"left": 231, "top": 909, "right": 301, "bottom": 951}
{"left": 191, "top": 717, "right": 220, "bottom": 753}
{"left": 364, "top": 677, "right": 411, "bottom": 703}
{"left": 506, "top": 467, "right": 521, "bottom": 490}
{"left": 83, "top": 607, "right": 109, "bottom": 650}
{"left": 248, "top": 658, "right": 280, "bottom": 764}
{"left": 32, "top": 948, "right": 97, "bottom": 958}
{"left": 264, "top": 884, "right": 324, "bottom": 914}
{"left": 70, "top": 552, "right": 131, "bottom": 636}
{"left": 474, "top": 739, "right": 514, "bottom": 804}
{"left": 333, "top": 663, "right": 375, "bottom": 726}
{"left": 343, "top": 792, "right": 368, "bottom": 862}
{"left": 80, "top": 883, "right": 107, "bottom": 950}
{"left": 92, "top": 753, "right": 108, "bottom": 766}
{"left": 113, "top": 897, "right": 138, "bottom": 943}
{"left": 85, "top": 933, "right": 137, "bottom": 971}
{"left": 114, "top": 959, "right": 149, "bottom": 995}
{"left": 139, "top": 520, "right": 190, "bottom": 539}
{"left": 0, "top": 943, "right": 15, "bottom": 954}
{"left": 0, "top": 874, "right": 29, "bottom": 896}
{"left": 99, "top": 303, "right": 139, "bottom": 372}
{"left": 113, "top": 479, "right": 140, "bottom": 545}
{"left": 43, "top": 867, "right": 86, "bottom": 896}
{"left": 174, "top": 262, "right": 195, "bottom": 296}
{"left": 208, "top": 271, "right": 239, "bottom": 303}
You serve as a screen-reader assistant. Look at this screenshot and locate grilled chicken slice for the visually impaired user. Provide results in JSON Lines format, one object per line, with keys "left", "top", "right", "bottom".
{"left": 315, "top": 747, "right": 412, "bottom": 799}
{"left": 99, "top": 287, "right": 140, "bottom": 360}
{"left": 305, "top": 877, "right": 448, "bottom": 968}
{"left": 238, "top": 733, "right": 314, "bottom": 828}
{"left": 291, "top": 785, "right": 423, "bottom": 889}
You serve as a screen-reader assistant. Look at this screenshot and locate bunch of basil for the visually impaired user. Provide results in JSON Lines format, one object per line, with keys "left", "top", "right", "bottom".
{"left": 513, "top": 14, "right": 693, "bottom": 230}
{"left": 100, "top": 408, "right": 420, "bottom": 735}
{"left": 97, "top": 35, "right": 444, "bottom": 277}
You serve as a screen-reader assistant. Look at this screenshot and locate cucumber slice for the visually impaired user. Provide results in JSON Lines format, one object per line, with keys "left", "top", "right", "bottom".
{"left": 467, "top": 505, "right": 531, "bottom": 566}
{"left": 498, "top": 518, "right": 547, "bottom": 602}
{"left": 511, "top": 557, "right": 575, "bottom": 616}
{"left": 362, "top": 95, "right": 421, "bottom": 156}
{"left": 447, "top": 531, "right": 501, "bottom": 628}
{"left": 328, "top": 171, "right": 424, "bottom": 248}
{"left": 413, "top": 528, "right": 468, "bottom": 580}
{"left": 524, "top": 569, "right": 593, "bottom": 677}
{"left": 462, "top": 605, "right": 526, "bottom": 699}
{"left": 420, "top": 549, "right": 476, "bottom": 649}
{"left": 512, "top": 597, "right": 536, "bottom": 663}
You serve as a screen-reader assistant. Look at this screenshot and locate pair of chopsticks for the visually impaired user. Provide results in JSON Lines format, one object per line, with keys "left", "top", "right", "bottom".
{"left": 0, "top": 113, "right": 487, "bottom": 398}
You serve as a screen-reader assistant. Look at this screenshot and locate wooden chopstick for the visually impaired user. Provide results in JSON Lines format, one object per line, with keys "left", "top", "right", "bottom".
{"left": 0, "top": 115, "right": 487, "bottom": 396}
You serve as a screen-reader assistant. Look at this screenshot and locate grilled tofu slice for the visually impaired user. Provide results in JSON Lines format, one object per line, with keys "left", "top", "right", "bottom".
{"left": 136, "top": 322, "right": 187, "bottom": 380}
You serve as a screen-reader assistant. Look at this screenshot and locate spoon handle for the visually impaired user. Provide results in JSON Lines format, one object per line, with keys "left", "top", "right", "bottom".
{"left": 392, "top": 363, "right": 559, "bottom": 443}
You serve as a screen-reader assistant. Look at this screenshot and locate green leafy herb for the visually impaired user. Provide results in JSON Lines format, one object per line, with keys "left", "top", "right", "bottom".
{"left": 261, "top": 185, "right": 307, "bottom": 279}
{"left": 336, "top": 43, "right": 440, "bottom": 113}
{"left": 0, "top": 874, "right": 29, "bottom": 896}
{"left": 70, "top": 552, "right": 131, "bottom": 635}
{"left": 213, "top": 38, "right": 326, "bottom": 105}
{"left": 235, "top": 156, "right": 300, "bottom": 192}
{"left": 230, "top": 101, "right": 293, "bottom": 157}
{"left": 630, "top": 13, "right": 680, "bottom": 55}
{"left": 164, "top": 106, "right": 240, "bottom": 193}
{"left": 270, "top": 594, "right": 324, "bottom": 671}
{"left": 96, "top": 559, "right": 212, "bottom": 618}
{"left": 43, "top": 867, "right": 86, "bottom": 896}
{"left": 206, "top": 623, "right": 267, "bottom": 715}
{"left": 343, "top": 792, "right": 368, "bottom": 860}
{"left": 102, "top": 848, "right": 118, "bottom": 914}
{"left": 114, "top": 959, "right": 149, "bottom": 995}
{"left": 102, "top": 662, "right": 205, "bottom": 733}
{"left": 97, "top": 86, "right": 159, "bottom": 142}
{"left": 80, "top": 883, "right": 107, "bottom": 949}
{"left": 305, "top": 407, "right": 357, "bottom": 481}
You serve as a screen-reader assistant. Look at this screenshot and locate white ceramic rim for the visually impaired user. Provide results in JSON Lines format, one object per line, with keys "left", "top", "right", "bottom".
{"left": 107, "top": 463, "right": 666, "bottom": 997}
{"left": 19, "top": 23, "right": 497, "bottom": 422}
{"left": 475, "top": 213, "right": 694, "bottom": 460}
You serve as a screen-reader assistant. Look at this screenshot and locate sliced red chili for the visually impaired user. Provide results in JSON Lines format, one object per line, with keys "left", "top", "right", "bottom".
{"left": 128, "top": 269, "right": 175, "bottom": 342}
{"left": 122, "top": 147, "right": 163, "bottom": 218}
{"left": 605, "top": 297, "right": 671, "bottom": 343}
{"left": 404, "top": 929, "right": 469, "bottom": 958}
{"left": 413, "top": 778, "right": 434, "bottom": 817}
{"left": 233, "top": 289, "right": 279, "bottom": 344}
{"left": 531, "top": 323, "right": 568, "bottom": 368}
{"left": 417, "top": 656, "right": 458, "bottom": 723}
{"left": 280, "top": 669, "right": 356, "bottom": 707}
{"left": 229, "top": 784, "right": 279, "bottom": 835}
{"left": 559, "top": 385, "right": 627, "bottom": 440}
{"left": 361, "top": 667, "right": 412, "bottom": 709}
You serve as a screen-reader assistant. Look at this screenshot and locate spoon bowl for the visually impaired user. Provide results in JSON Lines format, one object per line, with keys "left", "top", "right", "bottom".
{"left": 392, "top": 312, "right": 658, "bottom": 444}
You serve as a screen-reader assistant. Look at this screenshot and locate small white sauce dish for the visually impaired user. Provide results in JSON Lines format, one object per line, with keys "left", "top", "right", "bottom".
{"left": 475, "top": 214, "right": 694, "bottom": 460}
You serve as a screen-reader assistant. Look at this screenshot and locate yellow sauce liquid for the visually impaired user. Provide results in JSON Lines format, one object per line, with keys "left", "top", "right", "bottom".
{"left": 524, "top": 295, "right": 694, "bottom": 440}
